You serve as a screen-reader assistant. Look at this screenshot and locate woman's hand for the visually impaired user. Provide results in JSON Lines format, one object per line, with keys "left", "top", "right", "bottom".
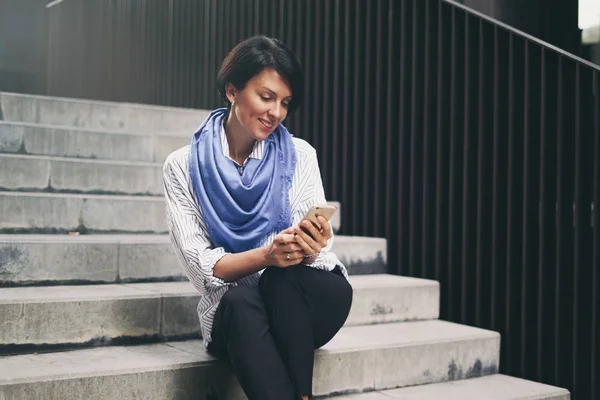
{"left": 293, "top": 215, "right": 331, "bottom": 259}
{"left": 263, "top": 227, "right": 305, "bottom": 268}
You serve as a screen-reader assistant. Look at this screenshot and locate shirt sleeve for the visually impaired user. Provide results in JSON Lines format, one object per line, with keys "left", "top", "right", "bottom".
{"left": 162, "top": 154, "right": 232, "bottom": 295}
{"left": 290, "top": 147, "right": 339, "bottom": 271}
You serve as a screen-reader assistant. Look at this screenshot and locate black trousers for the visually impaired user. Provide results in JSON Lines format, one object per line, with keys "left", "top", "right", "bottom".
{"left": 207, "top": 264, "right": 353, "bottom": 400}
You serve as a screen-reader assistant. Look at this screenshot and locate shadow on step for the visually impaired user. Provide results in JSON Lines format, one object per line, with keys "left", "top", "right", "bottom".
{"left": 0, "top": 332, "right": 200, "bottom": 357}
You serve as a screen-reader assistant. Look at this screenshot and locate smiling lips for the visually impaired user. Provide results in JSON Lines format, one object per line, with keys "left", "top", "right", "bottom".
{"left": 259, "top": 118, "right": 274, "bottom": 130}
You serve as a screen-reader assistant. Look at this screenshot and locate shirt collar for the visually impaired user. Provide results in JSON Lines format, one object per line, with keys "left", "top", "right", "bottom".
{"left": 220, "top": 123, "right": 264, "bottom": 166}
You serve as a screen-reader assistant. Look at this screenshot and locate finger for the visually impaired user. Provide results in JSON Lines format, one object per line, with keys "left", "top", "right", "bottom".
{"left": 281, "top": 226, "right": 295, "bottom": 235}
{"left": 300, "top": 220, "right": 328, "bottom": 248}
{"left": 309, "top": 223, "right": 328, "bottom": 247}
{"left": 305, "top": 229, "right": 326, "bottom": 248}
{"left": 277, "top": 233, "right": 297, "bottom": 243}
{"left": 282, "top": 242, "right": 303, "bottom": 253}
{"left": 302, "top": 217, "right": 322, "bottom": 231}
{"left": 279, "top": 251, "right": 303, "bottom": 266}
{"left": 300, "top": 220, "right": 322, "bottom": 240}
{"left": 275, "top": 242, "right": 302, "bottom": 254}
{"left": 317, "top": 215, "right": 332, "bottom": 240}
{"left": 294, "top": 227, "right": 319, "bottom": 253}
{"left": 293, "top": 233, "right": 313, "bottom": 254}
{"left": 290, "top": 251, "right": 304, "bottom": 261}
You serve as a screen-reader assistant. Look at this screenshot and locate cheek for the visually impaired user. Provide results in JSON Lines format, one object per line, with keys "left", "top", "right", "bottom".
{"left": 249, "top": 96, "right": 273, "bottom": 115}
{"left": 236, "top": 107, "right": 261, "bottom": 133}
{"left": 235, "top": 106, "right": 253, "bottom": 126}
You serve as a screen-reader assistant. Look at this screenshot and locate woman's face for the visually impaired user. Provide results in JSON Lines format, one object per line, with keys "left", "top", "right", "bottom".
{"left": 226, "top": 68, "right": 293, "bottom": 141}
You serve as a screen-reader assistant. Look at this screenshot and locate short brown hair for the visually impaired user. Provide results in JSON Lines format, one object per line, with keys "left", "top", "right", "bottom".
{"left": 217, "top": 36, "right": 304, "bottom": 113}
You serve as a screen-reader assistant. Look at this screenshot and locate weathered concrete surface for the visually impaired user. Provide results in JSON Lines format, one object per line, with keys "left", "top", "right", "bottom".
{"left": 0, "top": 284, "right": 163, "bottom": 346}
{"left": 0, "top": 234, "right": 381, "bottom": 284}
{"left": 0, "top": 235, "right": 182, "bottom": 284}
{"left": 0, "top": 192, "right": 167, "bottom": 233}
{"left": 312, "top": 321, "right": 499, "bottom": 396}
{"left": 0, "top": 341, "right": 215, "bottom": 400}
{"left": 329, "top": 375, "right": 570, "bottom": 399}
{"left": 333, "top": 236, "right": 386, "bottom": 274}
{"left": 116, "top": 237, "right": 184, "bottom": 281}
{"left": 0, "top": 121, "right": 189, "bottom": 162}
{"left": 0, "top": 92, "right": 209, "bottom": 134}
{"left": 0, "top": 275, "right": 438, "bottom": 346}
{"left": 347, "top": 274, "right": 438, "bottom": 324}
{"left": 0, "top": 154, "right": 163, "bottom": 195}
{"left": 0, "top": 194, "right": 342, "bottom": 234}
{"left": 0, "top": 321, "right": 499, "bottom": 399}
{"left": 0, "top": 283, "right": 183, "bottom": 346}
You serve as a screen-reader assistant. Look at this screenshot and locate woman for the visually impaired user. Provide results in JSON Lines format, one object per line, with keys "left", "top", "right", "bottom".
{"left": 163, "top": 36, "right": 352, "bottom": 400}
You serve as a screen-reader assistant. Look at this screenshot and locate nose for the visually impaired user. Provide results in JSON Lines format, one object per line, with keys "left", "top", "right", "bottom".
{"left": 267, "top": 102, "right": 285, "bottom": 122}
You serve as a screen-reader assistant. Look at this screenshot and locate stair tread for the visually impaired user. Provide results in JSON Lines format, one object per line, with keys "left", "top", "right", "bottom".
{"left": 0, "top": 191, "right": 164, "bottom": 201}
{"left": 0, "top": 320, "right": 497, "bottom": 384}
{"left": 0, "top": 119, "right": 192, "bottom": 137}
{"left": 0, "top": 275, "right": 436, "bottom": 303}
{"left": 0, "top": 234, "right": 387, "bottom": 284}
{"left": 1, "top": 92, "right": 207, "bottom": 135}
{"left": 0, "top": 153, "right": 163, "bottom": 167}
{"left": 0, "top": 233, "right": 385, "bottom": 243}
{"left": 330, "top": 374, "right": 570, "bottom": 399}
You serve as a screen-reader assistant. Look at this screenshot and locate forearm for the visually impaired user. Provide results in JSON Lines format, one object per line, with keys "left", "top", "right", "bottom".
{"left": 213, "top": 246, "right": 268, "bottom": 282}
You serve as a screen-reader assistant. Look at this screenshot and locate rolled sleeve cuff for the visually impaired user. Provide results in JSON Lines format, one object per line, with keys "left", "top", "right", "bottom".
{"left": 200, "top": 247, "right": 233, "bottom": 289}
{"left": 302, "top": 250, "right": 334, "bottom": 270}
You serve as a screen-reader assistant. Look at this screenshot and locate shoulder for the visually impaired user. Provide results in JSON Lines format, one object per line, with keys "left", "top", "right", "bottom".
{"left": 163, "top": 145, "right": 191, "bottom": 176}
{"left": 291, "top": 137, "right": 317, "bottom": 160}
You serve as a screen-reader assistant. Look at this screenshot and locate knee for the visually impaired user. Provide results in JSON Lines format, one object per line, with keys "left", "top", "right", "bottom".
{"left": 340, "top": 278, "right": 353, "bottom": 307}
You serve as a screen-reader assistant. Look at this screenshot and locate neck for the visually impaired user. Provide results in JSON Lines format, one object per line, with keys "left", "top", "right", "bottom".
{"left": 224, "top": 111, "right": 255, "bottom": 164}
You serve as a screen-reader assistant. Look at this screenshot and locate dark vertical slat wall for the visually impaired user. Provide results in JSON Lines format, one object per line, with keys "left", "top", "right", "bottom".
{"left": 42, "top": 0, "right": 599, "bottom": 398}
{"left": 592, "top": 73, "right": 600, "bottom": 400}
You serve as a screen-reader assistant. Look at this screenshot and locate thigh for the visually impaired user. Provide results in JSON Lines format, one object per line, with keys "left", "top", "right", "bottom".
{"left": 208, "top": 285, "right": 266, "bottom": 360}
{"left": 207, "top": 285, "right": 298, "bottom": 400}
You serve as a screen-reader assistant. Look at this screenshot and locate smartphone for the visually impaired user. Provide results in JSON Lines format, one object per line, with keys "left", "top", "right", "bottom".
{"left": 303, "top": 204, "right": 338, "bottom": 227}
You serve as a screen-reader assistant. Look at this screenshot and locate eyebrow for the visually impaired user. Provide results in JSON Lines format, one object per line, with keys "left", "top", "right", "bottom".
{"left": 261, "top": 87, "right": 292, "bottom": 100}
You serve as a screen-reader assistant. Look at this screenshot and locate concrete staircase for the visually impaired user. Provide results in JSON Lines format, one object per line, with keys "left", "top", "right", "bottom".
{"left": 0, "top": 92, "right": 569, "bottom": 399}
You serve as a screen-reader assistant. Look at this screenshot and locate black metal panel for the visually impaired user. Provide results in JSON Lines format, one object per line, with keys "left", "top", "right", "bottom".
{"left": 13, "top": 0, "right": 599, "bottom": 398}
{"left": 434, "top": 1, "right": 451, "bottom": 319}
{"left": 420, "top": 0, "right": 438, "bottom": 281}
{"left": 592, "top": 72, "right": 600, "bottom": 400}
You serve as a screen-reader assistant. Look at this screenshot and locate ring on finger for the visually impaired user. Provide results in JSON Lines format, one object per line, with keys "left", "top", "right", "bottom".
{"left": 285, "top": 253, "right": 290, "bottom": 260}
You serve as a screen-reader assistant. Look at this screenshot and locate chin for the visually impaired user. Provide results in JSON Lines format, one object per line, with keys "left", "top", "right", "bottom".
{"left": 253, "top": 130, "right": 274, "bottom": 141}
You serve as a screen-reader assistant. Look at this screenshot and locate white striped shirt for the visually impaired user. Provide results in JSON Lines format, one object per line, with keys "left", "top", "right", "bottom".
{"left": 162, "top": 130, "right": 348, "bottom": 348}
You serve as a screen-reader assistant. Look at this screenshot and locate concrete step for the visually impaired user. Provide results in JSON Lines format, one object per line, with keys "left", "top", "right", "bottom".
{"left": 0, "top": 275, "right": 439, "bottom": 347}
{"left": 0, "top": 192, "right": 167, "bottom": 234}
{"left": 0, "top": 320, "right": 499, "bottom": 399}
{"left": 0, "top": 192, "right": 343, "bottom": 235}
{"left": 0, "top": 121, "right": 189, "bottom": 162}
{"left": 0, "top": 234, "right": 386, "bottom": 284}
{"left": 0, "top": 92, "right": 209, "bottom": 134}
{"left": 0, "top": 154, "right": 163, "bottom": 195}
{"left": 328, "top": 374, "right": 570, "bottom": 399}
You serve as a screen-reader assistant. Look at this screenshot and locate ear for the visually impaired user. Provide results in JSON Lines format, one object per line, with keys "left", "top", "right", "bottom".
{"left": 225, "top": 83, "right": 237, "bottom": 104}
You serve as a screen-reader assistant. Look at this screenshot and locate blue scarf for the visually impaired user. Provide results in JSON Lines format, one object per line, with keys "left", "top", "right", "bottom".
{"left": 189, "top": 108, "right": 296, "bottom": 253}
